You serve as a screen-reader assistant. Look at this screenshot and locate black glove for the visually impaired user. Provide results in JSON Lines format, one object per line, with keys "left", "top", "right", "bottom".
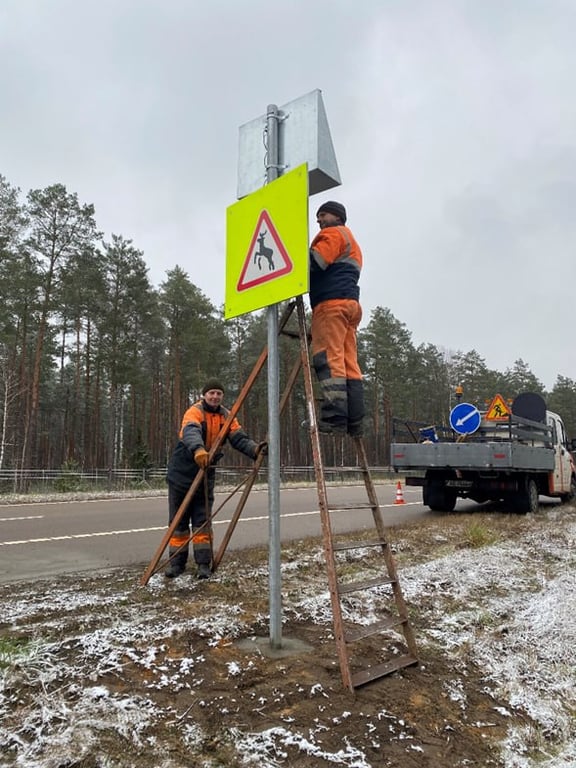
{"left": 255, "top": 441, "right": 268, "bottom": 459}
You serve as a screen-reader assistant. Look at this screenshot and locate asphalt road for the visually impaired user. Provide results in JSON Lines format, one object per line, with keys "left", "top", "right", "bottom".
{"left": 0, "top": 484, "right": 436, "bottom": 584}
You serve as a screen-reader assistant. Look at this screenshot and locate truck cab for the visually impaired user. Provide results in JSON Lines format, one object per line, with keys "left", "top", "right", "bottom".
{"left": 547, "top": 411, "right": 576, "bottom": 498}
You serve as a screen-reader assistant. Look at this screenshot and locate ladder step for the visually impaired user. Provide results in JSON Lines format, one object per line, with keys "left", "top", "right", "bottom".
{"left": 328, "top": 503, "right": 376, "bottom": 511}
{"left": 332, "top": 539, "right": 389, "bottom": 552}
{"left": 279, "top": 328, "right": 300, "bottom": 339}
{"left": 338, "top": 576, "right": 395, "bottom": 594}
{"left": 344, "top": 616, "right": 406, "bottom": 642}
{"left": 351, "top": 654, "right": 418, "bottom": 689}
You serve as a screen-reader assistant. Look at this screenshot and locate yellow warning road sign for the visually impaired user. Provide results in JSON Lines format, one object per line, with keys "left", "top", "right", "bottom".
{"left": 485, "top": 394, "right": 510, "bottom": 421}
{"left": 225, "top": 164, "right": 308, "bottom": 319}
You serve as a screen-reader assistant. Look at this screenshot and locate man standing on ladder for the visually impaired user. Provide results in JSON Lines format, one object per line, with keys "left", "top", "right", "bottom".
{"left": 165, "top": 379, "right": 267, "bottom": 579}
{"left": 309, "top": 201, "right": 364, "bottom": 437}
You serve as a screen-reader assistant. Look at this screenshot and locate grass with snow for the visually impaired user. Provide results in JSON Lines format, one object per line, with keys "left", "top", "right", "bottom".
{"left": 1, "top": 502, "right": 575, "bottom": 767}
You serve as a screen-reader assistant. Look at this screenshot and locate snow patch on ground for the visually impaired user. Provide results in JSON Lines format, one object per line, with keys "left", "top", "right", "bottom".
{"left": 1, "top": 510, "right": 575, "bottom": 766}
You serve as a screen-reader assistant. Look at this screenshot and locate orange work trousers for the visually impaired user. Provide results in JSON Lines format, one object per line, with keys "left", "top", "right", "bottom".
{"left": 310, "top": 298, "right": 364, "bottom": 435}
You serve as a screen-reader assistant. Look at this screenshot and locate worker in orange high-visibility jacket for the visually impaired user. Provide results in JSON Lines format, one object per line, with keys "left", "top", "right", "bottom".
{"left": 165, "top": 379, "right": 267, "bottom": 580}
{"left": 309, "top": 201, "right": 365, "bottom": 437}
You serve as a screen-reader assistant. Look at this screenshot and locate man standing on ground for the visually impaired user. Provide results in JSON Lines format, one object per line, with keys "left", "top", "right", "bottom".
{"left": 309, "top": 201, "right": 365, "bottom": 437}
{"left": 165, "top": 379, "right": 267, "bottom": 579}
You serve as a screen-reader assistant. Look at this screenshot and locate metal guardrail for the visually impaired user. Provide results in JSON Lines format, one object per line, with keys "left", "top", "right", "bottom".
{"left": 0, "top": 468, "right": 167, "bottom": 483}
{"left": 0, "top": 465, "right": 397, "bottom": 493}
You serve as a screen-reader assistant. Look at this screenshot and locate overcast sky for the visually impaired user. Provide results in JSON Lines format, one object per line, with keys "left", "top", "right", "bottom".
{"left": 1, "top": 0, "right": 575, "bottom": 391}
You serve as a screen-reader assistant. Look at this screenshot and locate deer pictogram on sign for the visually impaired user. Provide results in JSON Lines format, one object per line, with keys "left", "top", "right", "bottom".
{"left": 254, "top": 230, "right": 275, "bottom": 271}
{"left": 237, "top": 210, "right": 293, "bottom": 291}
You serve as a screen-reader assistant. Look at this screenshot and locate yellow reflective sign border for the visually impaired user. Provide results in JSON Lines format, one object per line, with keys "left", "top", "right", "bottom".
{"left": 225, "top": 163, "right": 309, "bottom": 319}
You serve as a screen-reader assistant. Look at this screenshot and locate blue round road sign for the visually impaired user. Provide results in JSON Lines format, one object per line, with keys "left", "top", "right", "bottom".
{"left": 450, "top": 402, "right": 481, "bottom": 435}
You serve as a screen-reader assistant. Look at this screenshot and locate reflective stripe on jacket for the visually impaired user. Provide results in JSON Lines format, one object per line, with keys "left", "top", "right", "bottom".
{"left": 167, "top": 400, "right": 257, "bottom": 490}
{"left": 178, "top": 401, "right": 245, "bottom": 452}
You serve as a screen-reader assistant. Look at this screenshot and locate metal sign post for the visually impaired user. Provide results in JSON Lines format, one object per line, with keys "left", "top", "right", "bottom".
{"left": 265, "top": 104, "right": 282, "bottom": 649}
{"left": 228, "top": 90, "right": 341, "bottom": 651}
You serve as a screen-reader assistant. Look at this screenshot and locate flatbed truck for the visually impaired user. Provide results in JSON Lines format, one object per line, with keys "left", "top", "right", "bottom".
{"left": 391, "top": 394, "right": 576, "bottom": 514}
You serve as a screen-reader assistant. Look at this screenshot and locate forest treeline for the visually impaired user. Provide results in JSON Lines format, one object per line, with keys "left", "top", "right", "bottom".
{"left": 1, "top": 174, "right": 575, "bottom": 484}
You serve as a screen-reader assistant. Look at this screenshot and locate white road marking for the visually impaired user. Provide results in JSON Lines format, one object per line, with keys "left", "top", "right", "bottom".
{"left": 0, "top": 515, "right": 44, "bottom": 522}
{"left": 0, "top": 527, "right": 166, "bottom": 546}
{"left": 0, "top": 498, "right": 165, "bottom": 508}
{"left": 0, "top": 502, "right": 420, "bottom": 546}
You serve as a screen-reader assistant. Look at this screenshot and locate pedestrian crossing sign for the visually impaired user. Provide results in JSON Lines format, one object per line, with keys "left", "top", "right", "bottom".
{"left": 485, "top": 394, "right": 510, "bottom": 421}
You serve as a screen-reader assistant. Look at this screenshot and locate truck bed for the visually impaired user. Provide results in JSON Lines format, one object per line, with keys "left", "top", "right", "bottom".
{"left": 391, "top": 441, "right": 555, "bottom": 472}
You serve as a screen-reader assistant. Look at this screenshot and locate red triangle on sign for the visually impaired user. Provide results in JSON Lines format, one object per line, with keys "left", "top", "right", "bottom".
{"left": 236, "top": 210, "right": 293, "bottom": 291}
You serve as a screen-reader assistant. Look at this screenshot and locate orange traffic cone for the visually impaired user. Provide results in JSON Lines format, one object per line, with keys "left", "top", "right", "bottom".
{"left": 394, "top": 481, "right": 406, "bottom": 505}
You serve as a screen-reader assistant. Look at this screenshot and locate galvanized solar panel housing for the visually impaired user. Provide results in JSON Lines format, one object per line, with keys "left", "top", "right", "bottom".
{"left": 237, "top": 89, "right": 341, "bottom": 199}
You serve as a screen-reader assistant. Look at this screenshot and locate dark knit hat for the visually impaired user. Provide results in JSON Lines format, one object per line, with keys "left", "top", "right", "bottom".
{"left": 202, "top": 379, "right": 225, "bottom": 395}
{"left": 316, "top": 200, "right": 347, "bottom": 224}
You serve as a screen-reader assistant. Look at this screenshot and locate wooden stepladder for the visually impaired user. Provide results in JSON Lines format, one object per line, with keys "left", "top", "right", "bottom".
{"left": 293, "top": 296, "right": 418, "bottom": 690}
{"left": 141, "top": 295, "right": 417, "bottom": 691}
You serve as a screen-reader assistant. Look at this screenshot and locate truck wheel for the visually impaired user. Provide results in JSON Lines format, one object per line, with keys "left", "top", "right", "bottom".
{"left": 514, "top": 477, "right": 539, "bottom": 514}
{"left": 424, "top": 485, "right": 457, "bottom": 513}
{"left": 560, "top": 476, "right": 576, "bottom": 504}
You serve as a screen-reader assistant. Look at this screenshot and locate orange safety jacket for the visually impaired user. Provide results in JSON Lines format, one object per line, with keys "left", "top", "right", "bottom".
{"left": 309, "top": 225, "right": 362, "bottom": 309}
{"left": 167, "top": 400, "right": 258, "bottom": 491}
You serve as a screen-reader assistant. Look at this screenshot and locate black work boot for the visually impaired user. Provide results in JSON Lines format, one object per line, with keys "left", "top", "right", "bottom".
{"left": 197, "top": 563, "right": 212, "bottom": 580}
{"left": 318, "top": 419, "right": 346, "bottom": 435}
{"left": 347, "top": 421, "right": 364, "bottom": 437}
{"left": 165, "top": 562, "right": 185, "bottom": 579}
